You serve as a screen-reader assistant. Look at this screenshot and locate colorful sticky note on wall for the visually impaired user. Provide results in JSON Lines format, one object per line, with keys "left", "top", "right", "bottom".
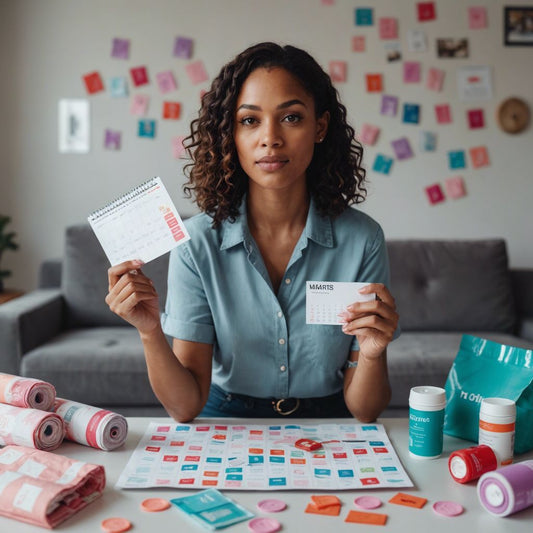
{"left": 379, "top": 17, "right": 398, "bottom": 40}
{"left": 104, "top": 129, "right": 121, "bottom": 150}
{"left": 420, "top": 131, "right": 437, "bottom": 151}
{"left": 138, "top": 119, "right": 156, "bottom": 138}
{"left": 425, "top": 183, "right": 445, "bottom": 205}
{"left": 130, "top": 66, "right": 149, "bottom": 87}
{"left": 417, "top": 2, "right": 436, "bottom": 22}
{"left": 403, "top": 62, "right": 421, "bottom": 83}
{"left": 469, "top": 146, "right": 490, "bottom": 168}
{"left": 174, "top": 36, "right": 194, "bottom": 59}
{"left": 130, "top": 94, "right": 149, "bottom": 116}
{"left": 109, "top": 76, "right": 128, "bottom": 98}
{"left": 426, "top": 68, "right": 445, "bottom": 91}
{"left": 467, "top": 109, "right": 485, "bottom": 129}
{"left": 448, "top": 150, "right": 466, "bottom": 170}
{"left": 391, "top": 137, "right": 413, "bottom": 160}
{"left": 329, "top": 61, "right": 347, "bottom": 82}
{"left": 402, "top": 103, "right": 420, "bottom": 124}
{"left": 435, "top": 104, "right": 452, "bottom": 124}
{"left": 111, "top": 38, "right": 130, "bottom": 60}
{"left": 355, "top": 8, "right": 373, "bottom": 26}
{"left": 445, "top": 176, "right": 466, "bottom": 199}
{"left": 468, "top": 7, "right": 487, "bottom": 29}
{"left": 163, "top": 102, "right": 181, "bottom": 120}
{"left": 352, "top": 36, "right": 366, "bottom": 52}
{"left": 358, "top": 123, "right": 380, "bottom": 145}
{"left": 186, "top": 61, "right": 209, "bottom": 85}
{"left": 172, "top": 136, "right": 187, "bottom": 159}
{"left": 366, "top": 74, "right": 383, "bottom": 93}
{"left": 407, "top": 29, "right": 427, "bottom": 52}
{"left": 82, "top": 71, "right": 104, "bottom": 94}
{"left": 373, "top": 154, "right": 393, "bottom": 175}
{"left": 156, "top": 71, "right": 177, "bottom": 93}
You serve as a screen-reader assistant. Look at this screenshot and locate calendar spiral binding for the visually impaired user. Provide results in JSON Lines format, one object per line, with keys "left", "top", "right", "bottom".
{"left": 88, "top": 177, "right": 160, "bottom": 221}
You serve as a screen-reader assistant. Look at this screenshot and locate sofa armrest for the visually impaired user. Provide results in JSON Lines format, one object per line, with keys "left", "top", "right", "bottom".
{"left": 0, "top": 289, "right": 65, "bottom": 374}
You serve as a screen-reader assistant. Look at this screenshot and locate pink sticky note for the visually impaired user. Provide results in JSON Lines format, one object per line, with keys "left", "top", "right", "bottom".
{"left": 111, "top": 38, "right": 130, "bottom": 59}
{"left": 352, "top": 36, "right": 366, "bottom": 52}
{"left": 468, "top": 7, "right": 487, "bottom": 29}
{"left": 391, "top": 137, "right": 413, "bottom": 160}
{"left": 130, "top": 66, "right": 149, "bottom": 87}
{"left": 82, "top": 71, "right": 104, "bottom": 94}
{"left": 469, "top": 146, "right": 490, "bottom": 168}
{"left": 173, "top": 36, "right": 193, "bottom": 59}
{"left": 425, "top": 183, "right": 445, "bottom": 205}
{"left": 379, "top": 17, "right": 398, "bottom": 40}
{"left": 366, "top": 74, "right": 383, "bottom": 92}
{"left": 329, "top": 61, "right": 347, "bottom": 82}
{"left": 403, "top": 61, "right": 421, "bottom": 83}
{"left": 156, "top": 70, "right": 177, "bottom": 93}
{"left": 426, "top": 68, "right": 445, "bottom": 91}
{"left": 417, "top": 2, "right": 436, "bottom": 22}
{"left": 445, "top": 176, "right": 466, "bottom": 199}
{"left": 358, "top": 124, "right": 380, "bottom": 145}
{"left": 381, "top": 95, "right": 399, "bottom": 116}
{"left": 467, "top": 109, "right": 485, "bottom": 129}
{"left": 104, "top": 129, "right": 121, "bottom": 150}
{"left": 435, "top": 104, "right": 452, "bottom": 124}
{"left": 172, "top": 136, "right": 186, "bottom": 159}
{"left": 130, "top": 94, "right": 149, "bottom": 116}
{"left": 185, "top": 60, "right": 208, "bottom": 84}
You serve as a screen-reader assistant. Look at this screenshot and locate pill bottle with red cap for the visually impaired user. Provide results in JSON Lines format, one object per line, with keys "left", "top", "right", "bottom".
{"left": 448, "top": 444, "right": 497, "bottom": 483}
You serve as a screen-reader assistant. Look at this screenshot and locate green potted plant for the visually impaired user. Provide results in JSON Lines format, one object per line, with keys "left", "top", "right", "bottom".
{"left": 0, "top": 215, "right": 19, "bottom": 292}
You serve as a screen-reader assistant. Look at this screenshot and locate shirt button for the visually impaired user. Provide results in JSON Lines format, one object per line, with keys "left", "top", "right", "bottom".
{"left": 285, "top": 278, "right": 291, "bottom": 284}
{"left": 278, "top": 338, "right": 285, "bottom": 345}
{"left": 280, "top": 365, "right": 287, "bottom": 372}
{"left": 277, "top": 311, "right": 283, "bottom": 318}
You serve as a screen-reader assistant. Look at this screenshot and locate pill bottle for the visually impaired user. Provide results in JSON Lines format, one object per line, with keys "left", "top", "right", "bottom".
{"left": 478, "top": 397, "right": 516, "bottom": 466}
{"left": 477, "top": 460, "right": 533, "bottom": 517}
{"left": 409, "top": 386, "right": 446, "bottom": 459}
{"left": 448, "top": 444, "right": 497, "bottom": 483}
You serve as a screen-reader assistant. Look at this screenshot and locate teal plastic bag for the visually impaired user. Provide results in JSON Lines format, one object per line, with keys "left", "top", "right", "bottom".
{"left": 444, "top": 334, "right": 533, "bottom": 454}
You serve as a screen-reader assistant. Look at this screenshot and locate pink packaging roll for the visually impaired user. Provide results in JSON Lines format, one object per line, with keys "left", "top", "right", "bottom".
{"left": 0, "top": 445, "right": 105, "bottom": 529}
{"left": 0, "top": 404, "right": 65, "bottom": 451}
{"left": 54, "top": 398, "right": 128, "bottom": 451}
{"left": 0, "top": 373, "right": 56, "bottom": 411}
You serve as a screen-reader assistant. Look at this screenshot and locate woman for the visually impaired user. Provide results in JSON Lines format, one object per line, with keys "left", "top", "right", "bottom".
{"left": 106, "top": 42, "right": 399, "bottom": 423}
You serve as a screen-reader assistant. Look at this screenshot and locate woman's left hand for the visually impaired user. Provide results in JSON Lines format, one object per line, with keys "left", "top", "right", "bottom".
{"left": 339, "top": 283, "right": 399, "bottom": 360}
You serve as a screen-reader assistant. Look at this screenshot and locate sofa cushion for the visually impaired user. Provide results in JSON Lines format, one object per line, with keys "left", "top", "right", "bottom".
{"left": 387, "top": 239, "right": 516, "bottom": 333}
{"left": 62, "top": 224, "right": 169, "bottom": 327}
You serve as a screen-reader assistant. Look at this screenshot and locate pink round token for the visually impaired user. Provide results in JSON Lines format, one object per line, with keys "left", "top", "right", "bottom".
{"left": 432, "top": 501, "right": 464, "bottom": 517}
{"left": 354, "top": 496, "right": 382, "bottom": 510}
{"left": 257, "top": 499, "right": 287, "bottom": 513}
{"left": 248, "top": 517, "right": 282, "bottom": 533}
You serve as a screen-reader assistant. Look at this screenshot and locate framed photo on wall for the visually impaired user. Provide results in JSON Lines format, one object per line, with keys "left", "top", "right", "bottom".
{"left": 504, "top": 6, "right": 533, "bottom": 46}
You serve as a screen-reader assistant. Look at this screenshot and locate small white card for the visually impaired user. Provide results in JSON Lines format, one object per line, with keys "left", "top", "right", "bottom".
{"left": 306, "top": 281, "right": 375, "bottom": 325}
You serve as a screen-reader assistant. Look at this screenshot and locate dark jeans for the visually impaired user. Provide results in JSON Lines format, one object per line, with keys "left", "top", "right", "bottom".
{"left": 199, "top": 383, "right": 353, "bottom": 418}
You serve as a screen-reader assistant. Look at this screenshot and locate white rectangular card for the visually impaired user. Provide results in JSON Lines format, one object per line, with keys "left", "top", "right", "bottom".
{"left": 306, "top": 281, "right": 375, "bottom": 325}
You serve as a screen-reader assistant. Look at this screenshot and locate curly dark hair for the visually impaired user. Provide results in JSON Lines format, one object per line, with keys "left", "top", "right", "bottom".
{"left": 183, "top": 42, "right": 366, "bottom": 227}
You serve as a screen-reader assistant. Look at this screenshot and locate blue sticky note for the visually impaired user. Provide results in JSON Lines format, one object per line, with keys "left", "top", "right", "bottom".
{"left": 109, "top": 76, "right": 128, "bottom": 97}
{"left": 181, "top": 464, "right": 198, "bottom": 471}
{"left": 362, "top": 425, "right": 378, "bottom": 431}
{"left": 448, "top": 150, "right": 466, "bottom": 169}
{"left": 269, "top": 477, "right": 287, "bottom": 486}
{"left": 373, "top": 154, "right": 393, "bottom": 175}
{"left": 420, "top": 131, "right": 437, "bottom": 151}
{"left": 175, "top": 426, "right": 191, "bottom": 431}
{"left": 206, "top": 457, "right": 222, "bottom": 463}
{"left": 403, "top": 103, "right": 420, "bottom": 124}
{"left": 355, "top": 8, "right": 373, "bottom": 26}
{"left": 381, "top": 466, "right": 398, "bottom": 472}
{"left": 248, "top": 455, "right": 264, "bottom": 464}
{"left": 338, "top": 469, "right": 355, "bottom": 478}
{"left": 314, "top": 468, "right": 332, "bottom": 478}
{"left": 138, "top": 119, "right": 156, "bottom": 138}
{"left": 269, "top": 456, "right": 285, "bottom": 464}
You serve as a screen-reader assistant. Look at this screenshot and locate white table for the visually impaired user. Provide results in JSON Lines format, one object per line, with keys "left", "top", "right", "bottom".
{"left": 1, "top": 417, "right": 532, "bottom": 532}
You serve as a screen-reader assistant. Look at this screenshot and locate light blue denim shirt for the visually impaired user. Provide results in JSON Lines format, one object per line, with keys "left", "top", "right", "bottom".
{"left": 161, "top": 198, "right": 395, "bottom": 399}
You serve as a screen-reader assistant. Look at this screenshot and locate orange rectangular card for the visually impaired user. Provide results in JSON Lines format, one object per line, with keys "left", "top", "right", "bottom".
{"left": 305, "top": 503, "right": 341, "bottom": 516}
{"left": 345, "top": 510, "right": 388, "bottom": 525}
{"left": 310, "top": 495, "right": 341, "bottom": 509}
{"left": 389, "top": 492, "right": 427, "bottom": 509}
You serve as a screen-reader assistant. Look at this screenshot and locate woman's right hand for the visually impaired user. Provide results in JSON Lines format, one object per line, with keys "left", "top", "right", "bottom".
{"left": 105, "top": 260, "right": 161, "bottom": 335}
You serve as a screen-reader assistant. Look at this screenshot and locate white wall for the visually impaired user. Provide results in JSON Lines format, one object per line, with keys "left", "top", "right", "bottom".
{"left": 1, "top": 0, "right": 532, "bottom": 291}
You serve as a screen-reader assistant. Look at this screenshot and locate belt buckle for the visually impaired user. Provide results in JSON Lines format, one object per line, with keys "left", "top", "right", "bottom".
{"left": 273, "top": 398, "right": 300, "bottom": 416}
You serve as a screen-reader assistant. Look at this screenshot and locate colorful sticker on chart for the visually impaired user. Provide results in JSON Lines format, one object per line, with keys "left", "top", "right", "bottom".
{"left": 358, "top": 124, "right": 380, "bottom": 145}
{"left": 329, "top": 61, "right": 347, "bottom": 83}
{"left": 373, "top": 154, "right": 393, "bottom": 175}
{"left": 445, "top": 176, "right": 466, "bottom": 199}
{"left": 448, "top": 150, "right": 466, "bottom": 170}
{"left": 352, "top": 36, "right": 366, "bottom": 52}
{"left": 355, "top": 8, "right": 373, "bottom": 26}
{"left": 111, "top": 37, "right": 130, "bottom": 59}
{"left": 425, "top": 184, "right": 445, "bottom": 205}
{"left": 104, "top": 129, "right": 121, "bottom": 150}
{"left": 130, "top": 66, "right": 149, "bottom": 87}
{"left": 426, "top": 68, "right": 445, "bottom": 91}
{"left": 391, "top": 137, "right": 413, "bottom": 160}
{"left": 407, "top": 29, "right": 427, "bottom": 52}
{"left": 185, "top": 61, "right": 209, "bottom": 84}
{"left": 420, "top": 131, "right": 437, "bottom": 151}
{"left": 402, "top": 104, "right": 420, "bottom": 124}
{"left": 435, "top": 104, "right": 452, "bottom": 124}
{"left": 173, "top": 36, "right": 193, "bottom": 59}
{"left": 163, "top": 102, "right": 181, "bottom": 119}
{"left": 469, "top": 146, "right": 490, "bottom": 168}
{"left": 130, "top": 94, "right": 149, "bottom": 116}
{"left": 380, "top": 95, "right": 398, "bottom": 117}
{"left": 417, "top": 2, "right": 436, "bottom": 22}
{"left": 469, "top": 7, "right": 487, "bottom": 29}
{"left": 156, "top": 71, "right": 177, "bottom": 94}
{"left": 467, "top": 109, "right": 485, "bottom": 129}
{"left": 138, "top": 119, "right": 156, "bottom": 138}
{"left": 366, "top": 74, "right": 383, "bottom": 93}
{"left": 82, "top": 71, "right": 104, "bottom": 94}
{"left": 403, "top": 62, "right": 421, "bottom": 83}
{"left": 109, "top": 76, "right": 128, "bottom": 98}
{"left": 379, "top": 17, "right": 398, "bottom": 39}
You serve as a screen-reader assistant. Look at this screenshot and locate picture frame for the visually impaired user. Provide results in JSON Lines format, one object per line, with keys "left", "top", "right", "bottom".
{"left": 504, "top": 6, "right": 533, "bottom": 46}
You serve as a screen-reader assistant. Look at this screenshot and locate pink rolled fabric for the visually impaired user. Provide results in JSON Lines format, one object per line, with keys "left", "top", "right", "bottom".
{"left": 0, "top": 373, "right": 56, "bottom": 411}
{"left": 54, "top": 398, "right": 128, "bottom": 451}
{"left": 0, "top": 445, "right": 105, "bottom": 529}
{"left": 0, "top": 404, "right": 65, "bottom": 451}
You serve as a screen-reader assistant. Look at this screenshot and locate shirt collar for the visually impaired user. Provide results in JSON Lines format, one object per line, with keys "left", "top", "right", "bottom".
{"left": 220, "top": 195, "right": 334, "bottom": 251}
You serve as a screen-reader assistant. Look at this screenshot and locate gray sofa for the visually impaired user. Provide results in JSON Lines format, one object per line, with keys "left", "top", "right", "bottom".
{"left": 1, "top": 224, "right": 532, "bottom": 417}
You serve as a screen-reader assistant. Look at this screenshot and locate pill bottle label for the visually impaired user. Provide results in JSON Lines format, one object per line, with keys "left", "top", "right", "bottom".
{"left": 409, "top": 407, "right": 444, "bottom": 458}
